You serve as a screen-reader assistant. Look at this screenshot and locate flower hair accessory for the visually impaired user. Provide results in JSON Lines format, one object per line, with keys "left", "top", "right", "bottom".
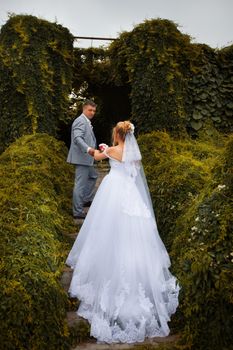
{"left": 129, "top": 123, "right": 135, "bottom": 134}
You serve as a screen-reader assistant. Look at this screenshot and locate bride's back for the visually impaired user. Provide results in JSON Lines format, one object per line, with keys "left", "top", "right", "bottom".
{"left": 105, "top": 145, "right": 124, "bottom": 162}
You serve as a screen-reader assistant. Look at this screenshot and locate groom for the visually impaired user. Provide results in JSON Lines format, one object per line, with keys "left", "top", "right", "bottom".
{"left": 67, "top": 100, "right": 98, "bottom": 219}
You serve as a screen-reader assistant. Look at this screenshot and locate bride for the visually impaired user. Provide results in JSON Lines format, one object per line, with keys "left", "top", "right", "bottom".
{"left": 66, "top": 121, "right": 180, "bottom": 344}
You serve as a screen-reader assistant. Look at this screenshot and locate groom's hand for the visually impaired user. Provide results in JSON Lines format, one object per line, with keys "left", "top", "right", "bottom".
{"left": 88, "top": 148, "right": 95, "bottom": 157}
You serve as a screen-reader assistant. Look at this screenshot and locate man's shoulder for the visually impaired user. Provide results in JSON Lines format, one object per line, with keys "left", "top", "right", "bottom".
{"left": 73, "top": 114, "right": 86, "bottom": 125}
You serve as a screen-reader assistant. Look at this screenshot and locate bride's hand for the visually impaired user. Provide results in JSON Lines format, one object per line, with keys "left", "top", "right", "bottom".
{"left": 94, "top": 150, "right": 101, "bottom": 158}
{"left": 94, "top": 149, "right": 108, "bottom": 161}
{"left": 99, "top": 143, "right": 108, "bottom": 152}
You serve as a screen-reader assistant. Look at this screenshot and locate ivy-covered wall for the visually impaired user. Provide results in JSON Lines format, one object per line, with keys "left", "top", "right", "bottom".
{"left": 1, "top": 16, "right": 232, "bottom": 150}
{"left": 110, "top": 20, "right": 233, "bottom": 136}
{"left": 109, "top": 19, "right": 192, "bottom": 136}
{"left": 187, "top": 44, "right": 233, "bottom": 134}
{"left": 0, "top": 14, "right": 232, "bottom": 350}
{"left": 0, "top": 15, "right": 74, "bottom": 153}
{"left": 71, "top": 19, "right": 233, "bottom": 138}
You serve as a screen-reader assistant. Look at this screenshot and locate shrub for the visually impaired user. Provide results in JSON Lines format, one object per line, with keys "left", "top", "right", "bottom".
{"left": 171, "top": 135, "right": 233, "bottom": 350}
{"left": 138, "top": 130, "right": 225, "bottom": 249}
{"left": 139, "top": 130, "right": 232, "bottom": 349}
{"left": 0, "top": 15, "right": 73, "bottom": 153}
{"left": 74, "top": 19, "right": 233, "bottom": 137}
{"left": 186, "top": 44, "right": 233, "bottom": 135}
{"left": 108, "top": 19, "right": 192, "bottom": 136}
{"left": 109, "top": 20, "right": 233, "bottom": 135}
{"left": 0, "top": 133, "right": 75, "bottom": 350}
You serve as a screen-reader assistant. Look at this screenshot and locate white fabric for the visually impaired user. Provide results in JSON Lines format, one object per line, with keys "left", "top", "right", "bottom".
{"left": 122, "top": 131, "right": 141, "bottom": 163}
{"left": 66, "top": 137, "right": 180, "bottom": 344}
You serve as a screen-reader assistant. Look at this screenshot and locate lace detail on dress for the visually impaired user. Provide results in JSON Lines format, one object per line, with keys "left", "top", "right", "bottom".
{"left": 69, "top": 267, "right": 179, "bottom": 343}
{"left": 138, "top": 283, "right": 153, "bottom": 312}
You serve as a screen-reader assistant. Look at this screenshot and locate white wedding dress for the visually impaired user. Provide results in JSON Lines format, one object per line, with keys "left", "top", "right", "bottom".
{"left": 66, "top": 133, "right": 180, "bottom": 344}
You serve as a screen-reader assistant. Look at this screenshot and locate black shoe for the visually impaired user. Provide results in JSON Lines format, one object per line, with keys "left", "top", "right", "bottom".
{"left": 73, "top": 213, "right": 86, "bottom": 219}
{"left": 83, "top": 201, "right": 92, "bottom": 207}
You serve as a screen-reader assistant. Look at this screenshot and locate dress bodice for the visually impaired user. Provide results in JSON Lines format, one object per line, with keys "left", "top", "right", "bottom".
{"left": 109, "top": 158, "right": 124, "bottom": 169}
{"left": 103, "top": 149, "right": 126, "bottom": 175}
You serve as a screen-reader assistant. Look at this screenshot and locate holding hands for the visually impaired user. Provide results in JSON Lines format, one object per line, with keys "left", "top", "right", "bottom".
{"left": 88, "top": 143, "right": 109, "bottom": 159}
{"left": 88, "top": 148, "right": 95, "bottom": 157}
{"left": 92, "top": 143, "right": 109, "bottom": 161}
{"left": 99, "top": 143, "right": 108, "bottom": 152}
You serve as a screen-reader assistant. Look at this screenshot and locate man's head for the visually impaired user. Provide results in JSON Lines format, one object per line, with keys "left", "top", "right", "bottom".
{"left": 82, "top": 100, "right": 97, "bottom": 119}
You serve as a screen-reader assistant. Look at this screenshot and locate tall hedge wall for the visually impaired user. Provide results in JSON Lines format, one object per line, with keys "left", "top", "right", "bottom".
{"left": 187, "top": 44, "right": 233, "bottom": 134}
{"left": 0, "top": 15, "right": 74, "bottom": 153}
{"left": 109, "top": 19, "right": 233, "bottom": 135}
{"left": 138, "top": 130, "right": 232, "bottom": 350}
{"left": 138, "top": 130, "right": 224, "bottom": 248}
{"left": 109, "top": 19, "right": 192, "bottom": 136}
{"left": 172, "top": 135, "right": 233, "bottom": 350}
{"left": 0, "top": 133, "right": 75, "bottom": 350}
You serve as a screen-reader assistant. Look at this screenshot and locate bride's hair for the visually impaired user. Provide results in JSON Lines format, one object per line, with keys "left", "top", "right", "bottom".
{"left": 112, "top": 121, "right": 132, "bottom": 145}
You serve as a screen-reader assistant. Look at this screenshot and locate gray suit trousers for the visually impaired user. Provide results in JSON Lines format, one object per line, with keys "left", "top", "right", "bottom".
{"left": 73, "top": 164, "right": 98, "bottom": 216}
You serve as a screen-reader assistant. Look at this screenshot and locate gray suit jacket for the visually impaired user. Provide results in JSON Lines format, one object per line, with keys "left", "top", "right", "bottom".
{"left": 67, "top": 114, "right": 97, "bottom": 165}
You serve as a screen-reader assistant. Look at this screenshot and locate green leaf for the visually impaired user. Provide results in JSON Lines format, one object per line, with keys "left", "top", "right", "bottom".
{"left": 191, "top": 120, "right": 203, "bottom": 130}
{"left": 211, "top": 116, "right": 221, "bottom": 122}
{"left": 192, "top": 111, "right": 203, "bottom": 120}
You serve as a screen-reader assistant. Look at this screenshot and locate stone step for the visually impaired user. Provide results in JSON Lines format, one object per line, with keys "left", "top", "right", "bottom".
{"left": 71, "top": 334, "right": 179, "bottom": 350}
{"left": 60, "top": 265, "right": 73, "bottom": 293}
{"left": 72, "top": 343, "right": 140, "bottom": 350}
{"left": 67, "top": 311, "right": 86, "bottom": 327}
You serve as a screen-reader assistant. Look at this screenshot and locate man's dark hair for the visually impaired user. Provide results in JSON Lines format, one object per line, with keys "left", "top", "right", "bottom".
{"left": 83, "top": 99, "right": 97, "bottom": 108}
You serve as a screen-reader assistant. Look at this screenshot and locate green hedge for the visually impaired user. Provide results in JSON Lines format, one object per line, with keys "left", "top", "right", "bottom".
{"left": 0, "top": 133, "right": 75, "bottom": 350}
{"left": 138, "top": 130, "right": 224, "bottom": 248}
{"left": 109, "top": 19, "right": 233, "bottom": 135}
{"left": 172, "top": 135, "right": 233, "bottom": 350}
{"left": 187, "top": 44, "right": 233, "bottom": 134}
{"left": 139, "top": 130, "right": 232, "bottom": 349}
{"left": 110, "top": 20, "right": 233, "bottom": 135}
{"left": 71, "top": 19, "right": 233, "bottom": 137}
{"left": 109, "top": 19, "right": 193, "bottom": 136}
{"left": 0, "top": 15, "right": 73, "bottom": 153}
